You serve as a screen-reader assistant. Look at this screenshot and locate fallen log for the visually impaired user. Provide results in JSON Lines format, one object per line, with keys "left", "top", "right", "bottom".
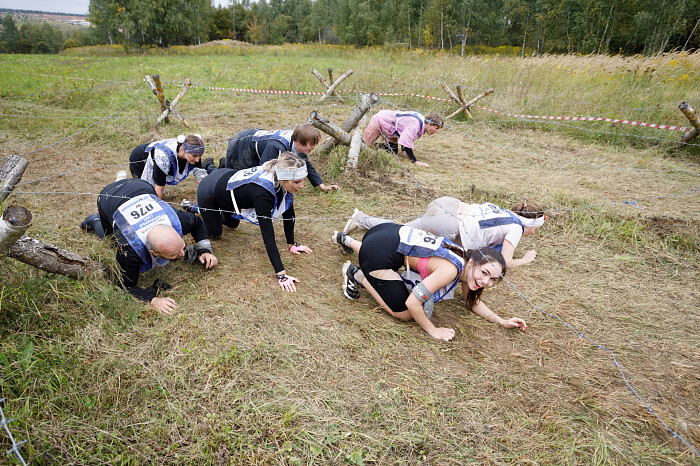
{"left": 8, "top": 235, "right": 110, "bottom": 281}
{"left": 314, "top": 93, "right": 378, "bottom": 153}
{"left": 309, "top": 111, "right": 353, "bottom": 145}
{"left": 0, "top": 206, "right": 32, "bottom": 255}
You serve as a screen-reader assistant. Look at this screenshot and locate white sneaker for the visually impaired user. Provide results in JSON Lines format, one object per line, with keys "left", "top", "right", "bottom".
{"left": 343, "top": 208, "right": 360, "bottom": 234}
{"left": 115, "top": 170, "right": 127, "bottom": 181}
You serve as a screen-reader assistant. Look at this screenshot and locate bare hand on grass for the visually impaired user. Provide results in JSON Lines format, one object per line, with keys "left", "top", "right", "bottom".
{"left": 151, "top": 297, "right": 177, "bottom": 315}
{"left": 430, "top": 327, "right": 455, "bottom": 341}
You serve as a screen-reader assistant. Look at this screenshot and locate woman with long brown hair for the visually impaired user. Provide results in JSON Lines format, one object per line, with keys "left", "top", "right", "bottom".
{"left": 333, "top": 223, "right": 527, "bottom": 341}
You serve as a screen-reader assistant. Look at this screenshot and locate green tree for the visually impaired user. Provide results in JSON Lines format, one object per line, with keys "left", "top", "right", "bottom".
{"left": 1, "top": 15, "right": 21, "bottom": 53}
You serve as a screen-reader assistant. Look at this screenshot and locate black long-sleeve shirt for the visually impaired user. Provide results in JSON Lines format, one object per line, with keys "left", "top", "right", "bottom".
{"left": 153, "top": 156, "right": 202, "bottom": 186}
{"left": 97, "top": 178, "right": 211, "bottom": 302}
{"left": 115, "top": 209, "right": 210, "bottom": 302}
{"left": 203, "top": 170, "right": 295, "bottom": 273}
{"left": 224, "top": 130, "right": 323, "bottom": 187}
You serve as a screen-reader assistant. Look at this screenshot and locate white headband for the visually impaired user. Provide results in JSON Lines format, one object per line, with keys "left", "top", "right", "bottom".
{"left": 516, "top": 214, "right": 545, "bottom": 227}
{"left": 276, "top": 165, "right": 308, "bottom": 181}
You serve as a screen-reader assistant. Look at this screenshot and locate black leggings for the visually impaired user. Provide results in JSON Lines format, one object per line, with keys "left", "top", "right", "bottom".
{"left": 358, "top": 223, "right": 410, "bottom": 313}
{"left": 196, "top": 168, "right": 240, "bottom": 239}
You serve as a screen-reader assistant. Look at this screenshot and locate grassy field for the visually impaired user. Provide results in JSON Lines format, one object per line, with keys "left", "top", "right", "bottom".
{"left": 1, "top": 45, "right": 699, "bottom": 464}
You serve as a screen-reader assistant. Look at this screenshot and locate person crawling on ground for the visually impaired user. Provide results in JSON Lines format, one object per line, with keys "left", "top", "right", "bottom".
{"left": 80, "top": 178, "right": 218, "bottom": 315}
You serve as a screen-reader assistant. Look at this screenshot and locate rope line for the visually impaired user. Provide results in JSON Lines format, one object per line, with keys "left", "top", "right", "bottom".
{"left": 153, "top": 81, "right": 691, "bottom": 133}
{"left": 9, "top": 69, "right": 693, "bottom": 113}
{"left": 9, "top": 187, "right": 700, "bottom": 221}
{"left": 1, "top": 81, "right": 140, "bottom": 99}
{"left": 443, "top": 122, "right": 700, "bottom": 178}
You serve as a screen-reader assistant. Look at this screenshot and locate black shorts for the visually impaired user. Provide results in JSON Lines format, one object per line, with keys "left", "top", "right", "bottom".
{"left": 129, "top": 143, "right": 150, "bottom": 178}
{"left": 359, "top": 223, "right": 410, "bottom": 313}
{"left": 196, "top": 168, "right": 239, "bottom": 239}
{"left": 224, "top": 129, "right": 258, "bottom": 170}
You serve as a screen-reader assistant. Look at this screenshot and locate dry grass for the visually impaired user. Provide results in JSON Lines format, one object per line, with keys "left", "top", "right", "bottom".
{"left": 0, "top": 48, "right": 699, "bottom": 464}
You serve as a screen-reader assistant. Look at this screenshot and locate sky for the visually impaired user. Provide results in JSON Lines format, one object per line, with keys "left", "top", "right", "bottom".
{"left": 0, "top": 0, "right": 228, "bottom": 15}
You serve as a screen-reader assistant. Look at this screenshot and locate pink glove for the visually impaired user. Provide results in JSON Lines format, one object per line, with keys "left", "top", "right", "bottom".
{"left": 289, "top": 243, "right": 313, "bottom": 255}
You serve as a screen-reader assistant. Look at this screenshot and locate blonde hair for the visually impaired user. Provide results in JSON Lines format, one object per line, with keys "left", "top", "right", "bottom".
{"left": 261, "top": 151, "right": 306, "bottom": 182}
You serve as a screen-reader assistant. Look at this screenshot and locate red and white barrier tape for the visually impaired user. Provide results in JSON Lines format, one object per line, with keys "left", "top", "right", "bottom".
{"left": 170, "top": 83, "right": 690, "bottom": 132}
{"left": 471, "top": 105, "right": 690, "bottom": 131}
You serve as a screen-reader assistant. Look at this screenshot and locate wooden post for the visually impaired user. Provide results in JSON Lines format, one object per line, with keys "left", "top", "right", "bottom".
{"left": 145, "top": 75, "right": 192, "bottom": 128}
{"left": 679, "top": 101, "right": 700, "bottom": 144}
{"left": 346, "top": 114, "right": 368, "bottom": 169}
{"left": 0, "top": 206, "right": 32, "bottom": 255}
{"left": 442, "top": 84, "right": 493, "bottom": 119}
{"left": 320, "top": 69, "right": 353, "bottom": 103}
{"left": 154, "top": 79, "right": 191, "bottom": 128}
{"left": 314, "top": 93, "right": 378, "bottom": 153}
{"left": 441, "top": 83, "right": 461, "bottom": 105}
{"left": 312, "top": 68, "right": 329, "bottom": 87}
{"left": 456, "top": 86, "right": 465, "bottom": 105}
{"left": 327, "top": 67, "right": 334, "bottom": 83}
{"left": 342, "top": 93, "right": 379, "bottom": 132}
{"left": 312, "top": 67, "right": 353, "bottom": 103}
{"left": 0, "top": 155, "right": 29, "bottom": 204}
{"left": 152, "top": 74, "right": 169, "bottom": 124}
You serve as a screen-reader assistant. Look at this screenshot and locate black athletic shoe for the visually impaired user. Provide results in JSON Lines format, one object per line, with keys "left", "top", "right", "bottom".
{"left": 80, "top": 213, "right": 100, "bottom": 233}
{"left": 342, "top": 261, "right": 361, "bottom": 300}
{"left": 331, "top": 230, "right": 354, "bottom": 254}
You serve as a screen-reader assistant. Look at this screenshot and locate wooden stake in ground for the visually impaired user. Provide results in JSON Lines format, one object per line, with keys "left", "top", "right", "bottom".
{"left": 441, "top": 84, "right": 494, "bottom": 119}
{"left": 312, "top": 67, "right": 353, "bottom": 103}
{"left": 0, "top": 155, "right": 109, "bottom": 280}
{"left": 679, "top": 101, "right": 700, "bottom": 144}
{"left": 0, "top": 155, "right": 29, "bottom": 204}
{"left": 346, "top": 114, "right": 368, "bottom": 169}
{"left": 314, "top": 93, "right": 379, "bottom": 154}
{"left": 144, "top": 75, "right": 192, "bottom": 128}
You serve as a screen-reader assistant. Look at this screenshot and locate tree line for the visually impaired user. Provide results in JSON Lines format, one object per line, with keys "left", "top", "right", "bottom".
{"left": 0, "top": 15, "right": 101, "bottom": 54}
{"left": 3, "top": 0, "right": 699, "bottom": 55}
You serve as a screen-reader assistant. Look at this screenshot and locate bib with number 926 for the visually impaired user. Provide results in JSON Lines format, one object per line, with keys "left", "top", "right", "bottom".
{"left": 397, "top": 225, "right": 442, "bottom": 256}
{"left": 113, "top": 194, "right": 182, "bottom": 272}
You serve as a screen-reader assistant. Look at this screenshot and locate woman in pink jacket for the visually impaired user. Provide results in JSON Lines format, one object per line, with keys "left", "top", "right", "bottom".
{"left": 363, "top": 110, "right": 443, "bottom": 167}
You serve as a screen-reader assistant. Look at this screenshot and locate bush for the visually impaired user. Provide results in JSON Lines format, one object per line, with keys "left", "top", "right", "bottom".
{"left": 63, "top": 38, "right": 82, "bottom": 49}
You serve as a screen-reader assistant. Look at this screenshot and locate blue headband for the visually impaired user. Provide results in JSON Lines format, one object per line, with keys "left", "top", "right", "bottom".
{"left": 181, "top": 142, "right": 205, "bottom": 155}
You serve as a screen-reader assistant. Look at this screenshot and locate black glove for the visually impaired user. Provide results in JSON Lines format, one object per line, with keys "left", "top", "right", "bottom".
{"left": 152, "top": 278, "right": 172, "bottom": 291}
